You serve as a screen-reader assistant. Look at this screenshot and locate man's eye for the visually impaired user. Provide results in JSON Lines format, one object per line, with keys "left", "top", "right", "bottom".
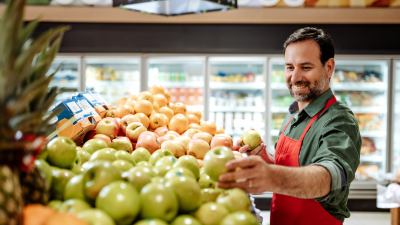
{"left": 303, "top": 67, "right": 311, "bottom": 70}
{"left": 286, "top": 66, "right": 293, "bottom": 70}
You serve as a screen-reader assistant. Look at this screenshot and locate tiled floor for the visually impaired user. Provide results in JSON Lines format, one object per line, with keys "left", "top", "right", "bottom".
{"left": 260, "top": 211, "right": 390, "bottom": 225}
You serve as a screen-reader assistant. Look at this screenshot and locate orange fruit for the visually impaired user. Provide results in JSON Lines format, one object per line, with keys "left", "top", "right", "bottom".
{"left": 169, "top": 114, "right": 188, "bottom": 134}
{"left": 200, "top": 121, "right": 217, "bottom": 135}
{"left": 149, "top": 113, "right": 167, "bottom": 130}
{"left": 137, "top": 91, "right": 154, "bottom": 104}
{"left": 164, "top": 91, "right": 171, "bottom": 103}
{"left": 187, "top": 109, "right": 202, "bottom": 121}
{"left": 160, "top": 114, "right": 169, "bottom": 125}
{"left": 153, "top": 102, "right": 160, "bottom": 113}
{"left": 127, "top": 94, "right": 137, "bottom": 101}
{"left": 134, "top": 100, "right": 153, "bottom": 117}
{"left": 45, "top": 213, "right": 88, "bottom": 225}
{"left": 125, "top": 100, "right": 137, "bottom": 109}
{"left": 149, "top": 84, "right": 166, "bottom": 95}
{"left": 23, "top": 204, "right": 57, "bottom": 225}
{"left": 159, "top": 106, "right": 174, "bottom": 121}
{"left": 168, "top": 102, "right": 176, "bottom": 112}
{"left": 115, "top": 105, "right": 135, "bottom": 118}
{"left": 154, "top": 94, "right": 167, "bottom": 108}
{"left": 187, "top": 114, "right": 200, "bottom": 125}
{"left": 216, "top": 126, "right": 225, "bottom": 134}
{"left": 117, "top": 98, "right": 127, "bottom": 107}
{"left": 174, "top": 102, "right": 187, "bottom": 115}
{"left": 135, "top": 113, "right": 150, "bottom": 128}
{"left": 188, "top": 123, "right": 201, "bottom": 130}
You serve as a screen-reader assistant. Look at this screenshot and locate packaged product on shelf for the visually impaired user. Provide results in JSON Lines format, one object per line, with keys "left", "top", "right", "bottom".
{"left": 355, "top": 165, "right": 379, "bottom": 181}
{"left": 354, "top": 113, "right": 382, "bottom": 131}
{"left": 85, "top": 65, "right": 103, "bottom": 81}
{"left": 271, "top": 70, "right": 285, "bottom": 83}
{"left": 360, "top": 137, "right": 377, "bottom": 154}
{"left": 333, "top": 70, "right": 382, "bottom": 83}
{"left": 336, "top": 91, "right": 376, "bottom": 107}
{"left": 225, "top": 112, "right": 234, "bottom": 134}
{"left": 78, "top": 91, "right": 114, "bottom": 118}
{"left": 47, "top": 98, "right": 101, "bottom": 146}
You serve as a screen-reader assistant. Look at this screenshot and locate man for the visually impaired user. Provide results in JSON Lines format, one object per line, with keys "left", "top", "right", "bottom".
{"left": 217, "top": 27, "right": 361, "bottom": 225}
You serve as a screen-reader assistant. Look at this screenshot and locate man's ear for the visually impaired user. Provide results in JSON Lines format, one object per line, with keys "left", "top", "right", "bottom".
{"left": 325, "top": 58, "right": 335, "bottom": 79}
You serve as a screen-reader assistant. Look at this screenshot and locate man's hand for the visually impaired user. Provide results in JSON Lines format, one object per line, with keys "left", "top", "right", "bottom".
{"left": 232, "top": 139, "right": 267, "bottom": 155}
{"left": 217, "top": 156, "right": 272, "bottom": 195}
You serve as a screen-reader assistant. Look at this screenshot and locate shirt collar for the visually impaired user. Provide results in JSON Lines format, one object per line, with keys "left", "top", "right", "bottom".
{"left": 288, "top": 88, "right": 334, "bottom": 117}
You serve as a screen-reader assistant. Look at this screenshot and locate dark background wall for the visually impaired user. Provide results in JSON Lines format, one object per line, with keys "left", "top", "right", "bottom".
{"left": 34, "top": 23, "right": 400, "bottom": 55}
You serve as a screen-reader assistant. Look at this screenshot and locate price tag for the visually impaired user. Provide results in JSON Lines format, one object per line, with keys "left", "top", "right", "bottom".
{"left": 66, "top": 102, "right": 82, "bottom": 113}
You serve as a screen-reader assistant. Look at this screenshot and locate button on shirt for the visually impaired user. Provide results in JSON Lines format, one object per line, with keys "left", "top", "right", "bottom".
{"left": 274, "top": 88, "right": 361, "bottom": 222}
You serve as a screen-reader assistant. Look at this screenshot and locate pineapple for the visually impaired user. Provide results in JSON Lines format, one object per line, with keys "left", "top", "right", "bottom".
{"left": 0, "top": 0, "right": 69, "bottom": 222}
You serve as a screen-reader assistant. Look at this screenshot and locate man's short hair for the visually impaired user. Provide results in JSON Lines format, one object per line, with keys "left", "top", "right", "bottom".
{"left": 283, "top": 27, "right": 335, "bottom": 66}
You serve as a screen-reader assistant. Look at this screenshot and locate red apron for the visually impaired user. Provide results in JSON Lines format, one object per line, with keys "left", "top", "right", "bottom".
{"left": 270, "top": 96, "right": 342, "bottom": 225}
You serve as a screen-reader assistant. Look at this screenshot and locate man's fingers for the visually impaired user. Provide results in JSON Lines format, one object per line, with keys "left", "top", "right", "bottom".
{"left": 217, "top": 178, "right": 264, "bottom": 194}
{"left": 225, "top": 156, "right": 262, "bottom": 170}
{"left": 218, "top": 168, "right": 259, "bottom": 182}
{"left": 248, "top": 143, "right": 266, "bottom": 156}
{"left": 239, "top": 145, "right": 250, "bottom": 153}
{"left": 236, "top": 139, "right": 243, "bottom": 146}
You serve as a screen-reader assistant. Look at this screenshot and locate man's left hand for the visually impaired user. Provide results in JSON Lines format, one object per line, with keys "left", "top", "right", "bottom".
{"left": 217, "top": 156, "right": 272, "bottom": 195}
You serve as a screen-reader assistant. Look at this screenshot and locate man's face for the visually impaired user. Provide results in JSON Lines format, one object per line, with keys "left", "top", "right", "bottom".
{"left": 284, "top": 39, "right": 331, "bottom": 102}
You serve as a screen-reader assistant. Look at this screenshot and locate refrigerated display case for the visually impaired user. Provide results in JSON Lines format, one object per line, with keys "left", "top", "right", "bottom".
{"left": 85, "top": 57, "right": 141, "bottom": 106}
{"left": 48, "top": 56, "right": 80, "bottom": 104}
{"left": 392, "top": 60, "right": 400, "bottom": 171}
{"left": 332, "top": 59, "right": 389, "bottom": 183}
{"left": 208, "top": 57, "right": 267, "bottom": 142}
{"left": 148, "top": 56, "right": 206, "bottom": 114}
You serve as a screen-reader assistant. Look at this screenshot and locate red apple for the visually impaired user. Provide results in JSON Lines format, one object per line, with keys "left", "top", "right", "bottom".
{"left": 192, "top": 132, "right": 213, "bottom": 144}
{"left": 161, "top": 140, "right": 185, "bottom": 157}
{"left": 110, "top": 137, "right": 133, "bottom": 153}
{"left": 136, "top": 135, "right": 160, "bottom": 154}
{"left": 121, "top": 115, "right": 141, "bottom": 134}
{"left": 183, "top": 129, "right": 202, "bottom": 139}
{"left": 187, "top": 139, "right": 211, "bottom": 159}
{"left": 157, "top": 136, "right": 173, "bottom": 146}
{"left": 166, "top": 131, "right": 180, "bottom": 138}
{"left": 83, "top": 130, "right": 96, "bottom": 143}
{"left": 126, "top": 122, "right": 147, "bottom": 142}
{"left": 138, "top": 131, "right": 159, "bottom": 141}
{"left": 154, "top": 127, "right": 169, "bottom": 137}
{"left": 210, "top": 136, "right": 233, "bottom": 149}
{"left": 93, "top": 134, "right": 111, "bottom": 147}
{"left": 96, "top": 118, "right": 119, "bottom": 138}
{"left": 197, "top": 159, "right": 203, "bottom": 168}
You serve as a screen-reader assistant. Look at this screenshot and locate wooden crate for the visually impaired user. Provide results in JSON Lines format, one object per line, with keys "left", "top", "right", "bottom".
{"left": 392, "top": 208, "right": 400, "bottom": 225}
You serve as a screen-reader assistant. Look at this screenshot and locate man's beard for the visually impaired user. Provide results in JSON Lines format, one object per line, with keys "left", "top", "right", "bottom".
{"left": 288, "top": 70, "right": 327, "bottom": 102}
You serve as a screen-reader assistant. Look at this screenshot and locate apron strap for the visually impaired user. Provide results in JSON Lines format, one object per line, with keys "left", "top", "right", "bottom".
{"left": 282, "top": 117, "right": 293, "bottom": 134}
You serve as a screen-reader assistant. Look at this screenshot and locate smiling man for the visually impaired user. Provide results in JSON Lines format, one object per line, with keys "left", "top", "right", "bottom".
{"left": 217, "top": 27, "right": 361, "bottom": 225}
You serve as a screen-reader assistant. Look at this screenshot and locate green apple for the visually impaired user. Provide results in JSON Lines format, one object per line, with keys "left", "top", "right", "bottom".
{"left": 203, "top": 146, "right": 235, "bottom": 181}
{"left": 82, "top": 160, "right": 109, "bottom": 170}
{"left": 77, "top": 150, "right": 92, "bottom": 164}
{"left": 90, "top": 148, "right": 117, "bottom": 162}
{"left": 64, "top": 174, "right": 86, "bottom": 201}
{"left": 165, "top": 176, "right": 201, "bottom": 213}
{"left": 77, "top": 209, "right": 116, "bottom": 225}
{"left": 47, "top": 137, "right": 77, "bottom": 169}
{"left": 134, "top": 219, "right": 168, "bottom": 225}
{"left": 149, "top": 149, "right": 174, "bottom": 165}
{"left": 172, "top": 155, "right": 200, "bottom": 180}
{"left": 122, "top": 166, "right": 155, "bottom": 192}
{"left": 112, "top": 160, "right": 134, "bottom": 173}
{"left": 83, "top": 161, "right": 121, "bottom": 202}
{"left": 200, "top": 167, "right": 205, "bottom": 175}
{"left": 35, "top": 159, "right": 53, "bottom": 187}
{"left": 82, "top": 139, "right": 108, "bottom": 154}
{"left": 59, "top": 199, "right": 92, "bottom": 215}
{"left": 38, "top": 146, "right": 48, "bottom": 160}
{"left": 77, "top": 146, "right": 82, "bottom": 151}
{"left": 155, "top": 156, "right": 177, "bottom": 167}
{"left": 50, "top": 167, "right": 76, "bottom": 200}
{"left": 131, "top": 147, "right": 151, "bottom": 163}
{"left": 96, "top": 181, "right": 140, "bottom": 225}
{"left": 115, "top": 150, "right": 136, "bottom": 165}
{"left": 240, "top": 130, "right": 261, "bottom": 151}
{"left": 164, "top": 167, "right": 195, "bottom": 180}
{"left": 140, "top": 182, "right": 178, "bottom": 222}
{"left": 71, "top": 164, "right": 85, "bottom": 174}
{"left": 109, "top": 137, "right": 133, "bottom": 153}
{"left": 136, "top": 161, "right": 153, "bottom": 169}
{"left": 153, "top": 164, "right": 173, "bottom": 177}
{"left": 47, "top": 199, "right": 62, "bottom": 211}
{"left": 216, "top": 188, "right": 251, "bottom": 212}
{"left": 194, "top": 202, "right": 229, "bottom": 225}
{"left": 171, "top": 215, "right": 202, "bottom": 225}
{"left": 151, "top": 177, "right": 165, "bottom": 184}
{"left": 198, "top": 173, "right": 215, "bottom": 189}
{"left": 201, "top": 188, "right": 222, "bottom": 204}
{"left": 220, "top": 211, "right": 259, "bottom": 225}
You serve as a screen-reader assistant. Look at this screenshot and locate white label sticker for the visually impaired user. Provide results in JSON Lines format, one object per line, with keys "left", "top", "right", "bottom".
{"left": 77, "top": 100, "right": 90, "bottom": 111}
{"left": 83, "top": 94, "right": 96, "bottom": 102}
{"left": 66, "top": 102, "right": 81, "bottom": 113}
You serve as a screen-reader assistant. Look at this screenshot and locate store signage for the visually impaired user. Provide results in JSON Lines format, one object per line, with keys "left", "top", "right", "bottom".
{"left": 114, "top": 0, "right": 238, "bottom": 16}
{"left": 238, "top": 0, "right": 400, "bottom": 7}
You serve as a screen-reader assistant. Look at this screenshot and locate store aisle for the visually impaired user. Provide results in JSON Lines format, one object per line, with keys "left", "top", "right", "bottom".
{"left": 259, "top": 211, "right": 390, "bottom": 225}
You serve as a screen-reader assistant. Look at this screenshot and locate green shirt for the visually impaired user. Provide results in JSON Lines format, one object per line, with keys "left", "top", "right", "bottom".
{"left": 274, "top": 88, "right": 361, "bottom": 222}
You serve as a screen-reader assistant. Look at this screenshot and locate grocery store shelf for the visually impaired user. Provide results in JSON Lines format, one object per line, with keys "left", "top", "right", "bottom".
{"left": 360, "top": 131, "right": 386, "bottom": 137}
{"left": 351, "top": 106, "right": 387, "bottom": 114}
{"left": 271, "top": 129, "right": 280, "bottom": 136}
{"left": 271, "top": 106, "right": 288, "bottom": 113}
{"left": 87, "top": 80, "right": 140, "bottom": 88}
{"left": 149, "top": 81, "right": 202, "bottom": 89}
{"left": 332, "top": 82, "right": 387, "bottom": 91}
{"left": 210, "top": 82, "right": 264, "bottom": 90}
{"left": 49, "top": 82, "right": 79, "bottom": 88}
{"left": 186, "top": 105, "right": 204, "bottom": 111}
{"left": 209, "top": 106, "right": 265, "bottom": 112}
{"left": 360, "top": 154, "right": 383, "bottom": 162}
{"left": 271, "top": 83, "right": 288, "bottom": 90}
{"left": 1, "top": 6, "right": 399, "bottom": 24}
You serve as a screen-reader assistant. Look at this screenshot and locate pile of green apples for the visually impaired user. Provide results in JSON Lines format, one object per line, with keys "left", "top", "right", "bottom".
{"left": 36, "top": 136, "right": 259, "bottom": 225}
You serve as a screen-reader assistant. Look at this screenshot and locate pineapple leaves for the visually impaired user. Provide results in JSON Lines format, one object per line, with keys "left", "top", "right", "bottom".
{"left": 9, "top": 111, "right": 44, "bottom": 134}
{"left": 18, "top": 19, "right": 39, "bottom": 55}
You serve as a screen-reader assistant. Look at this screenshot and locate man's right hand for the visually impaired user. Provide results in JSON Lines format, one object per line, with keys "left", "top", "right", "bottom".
{"left": 232, "top": 139, "right": 267, "bottom": 155}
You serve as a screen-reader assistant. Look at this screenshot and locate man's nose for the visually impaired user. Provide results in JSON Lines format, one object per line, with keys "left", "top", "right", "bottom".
{"left": 291, "top": 67, "right": 303, "bottom": 84}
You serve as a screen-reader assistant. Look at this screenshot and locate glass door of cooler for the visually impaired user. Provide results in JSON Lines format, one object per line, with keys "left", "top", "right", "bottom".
{"left": 148, "top": 56, "right": 206, "bottom": 114}
{"left": 392, "top": 60, "right": 400, "bottom": 172}
{"left": 48, "top": 56, "right": 81, "bottom": 105}
{"left": 84, "top": 57, "right": 141, "bottom": 107}
{"left": 332, "top": 59, "right": 389, "bottom": 186}
{"left": 269, "top": 58, "right": 292, "bottom": 155}
{"left": 208, "top": 57, "right": 267, "bottom": 142}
